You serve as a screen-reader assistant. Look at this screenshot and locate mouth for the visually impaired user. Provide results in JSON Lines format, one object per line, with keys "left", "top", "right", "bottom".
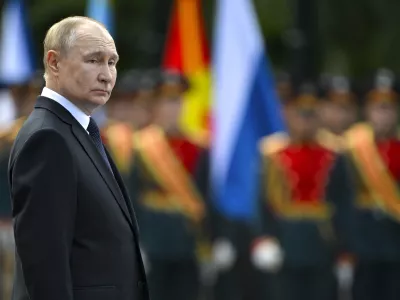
{"left": 92, "top": 89, "right": 109, "bottom": 95}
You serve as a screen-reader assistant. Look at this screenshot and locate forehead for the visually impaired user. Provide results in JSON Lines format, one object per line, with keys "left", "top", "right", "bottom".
{"left": 71, "top": 24, "right": 117, "bottom": 56}
{"left": 291, "top": 108, "right": 318, "bottom": 119}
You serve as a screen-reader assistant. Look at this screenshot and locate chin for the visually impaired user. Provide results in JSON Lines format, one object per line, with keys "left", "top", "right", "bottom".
{"left": 89, "top": 96, "right": 110, "bottom": 107}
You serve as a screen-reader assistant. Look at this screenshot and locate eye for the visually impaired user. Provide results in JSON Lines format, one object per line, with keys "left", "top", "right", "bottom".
{"left": 108, "top": 60, "right": 116, "bottom": 66}
{"left": 88, "top": 59, "right": 97, "bottom": 64}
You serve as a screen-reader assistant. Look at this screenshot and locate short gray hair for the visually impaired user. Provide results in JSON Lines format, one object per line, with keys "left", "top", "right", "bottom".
{"left": 43, "top": 16, "right": 106, "bottom": 81}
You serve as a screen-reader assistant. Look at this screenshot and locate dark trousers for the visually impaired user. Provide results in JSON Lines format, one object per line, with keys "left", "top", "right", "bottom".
{"left": 148, "top": 258, "right": 199, "bottom": 300}
{"left": 213, "top": 254, "right": 269, "bottom": 300}
{"left": 353, "top": 261, "right": 400, "bottom": 300}
{"left": 213, "top": 221, "right": 266, "bottom": 300}
{"left": 277, "top": 265, "right": 337, "bottom": 300}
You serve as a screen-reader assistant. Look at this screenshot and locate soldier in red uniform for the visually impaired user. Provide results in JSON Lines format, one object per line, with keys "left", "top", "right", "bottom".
{"left": 317, "top": 76, "right": 358, "bottom": 151}
{"left": 130, "top": 69, "right": 210, "bottom": 300}
{"left": 252, "top": 88, "right": 344, "bottom": 300}
{"left": 340, "top": 70, "right": 400, "bottom": 300}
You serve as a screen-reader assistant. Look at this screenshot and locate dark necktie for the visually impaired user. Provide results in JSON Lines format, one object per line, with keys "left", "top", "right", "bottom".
{"left": 87, "top": 118, "right": 113, "bottom": 173}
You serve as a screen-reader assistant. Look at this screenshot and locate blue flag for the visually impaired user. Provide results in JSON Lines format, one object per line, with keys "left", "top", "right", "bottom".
{"left": 211, "top": 0, "right": 286, "bottom": 221}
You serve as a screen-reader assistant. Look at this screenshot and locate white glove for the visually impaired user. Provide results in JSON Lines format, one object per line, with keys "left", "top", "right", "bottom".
{"left": 140, "top": 248, "right": 151, "bottom": 274}
{"left": 251, "top": 238, "right": 284, "bottom": 272}
{"left": 335, "top": 260, "right": 354, "bottom": 289}
{"left": 212, "top": 238, "right": 237, "bottom": 272}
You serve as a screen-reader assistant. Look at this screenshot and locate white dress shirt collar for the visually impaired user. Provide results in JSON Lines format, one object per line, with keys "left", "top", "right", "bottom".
{"left": 41, "top": 87, "right": 90, "bottom": 131}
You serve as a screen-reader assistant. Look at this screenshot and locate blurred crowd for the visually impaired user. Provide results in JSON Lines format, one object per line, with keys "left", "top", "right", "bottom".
{"left": 1, "top": 67, "right": 400, "bottom": 300}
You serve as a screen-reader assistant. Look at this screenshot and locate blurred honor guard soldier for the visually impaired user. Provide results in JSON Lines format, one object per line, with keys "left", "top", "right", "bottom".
{"left": 252, "top": 87, "right": 344, "bottom": 300}
{"left": 318, "top": 76, "right": 358, "bottom": 151}
{"left": 0, "top": 70, "right": 44, "bottom": 300}
{"left": 341, "top": 69, "right": 400, "bottom": 300}
{"left": 131, "top": 69, "right": 209, "bottom": 300}
{"left": 8, "top": 17, "right": 148, "bottom": 300}
{"left": 102, "top": 69, "right": 154, "bottom": 181}
{"left": 0, "top": 72, "right": 43, "bottom": 218}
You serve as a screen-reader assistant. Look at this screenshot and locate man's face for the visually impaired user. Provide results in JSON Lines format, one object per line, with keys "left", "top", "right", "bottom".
{"left": 320, "top": 102, "right": 357, "bottom": 134}
{"left": 287, "top": 107, "right": 319, "bottom": 140}
{"left": 57, "top": 24, "right": 118, "bottom": 114}
{"left": 366, "top": 102, "right": 398, "bottom": 136}
{"left": 131, "top": 98, "right": 152, "bottom": 129}
{"left": 107, "top": 95, "right": 151, "bottom": 129}
{"left": 153, "top": 96, "right": 182, "bottom": 133}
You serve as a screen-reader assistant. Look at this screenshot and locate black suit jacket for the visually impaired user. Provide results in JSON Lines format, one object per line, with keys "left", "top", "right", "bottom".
{"left": 8, "top": 97, "right": 149, "bottom": 300}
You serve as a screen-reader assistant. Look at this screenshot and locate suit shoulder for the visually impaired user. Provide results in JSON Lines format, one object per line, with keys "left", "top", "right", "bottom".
{"left": 259, "top": 132, "right": 290, "bottom": 157}
{"left": 14, "top": 126, "right": 68, "bottom": 155}
{"left": 21, "top": 109, "right": 70, "bottom": 135}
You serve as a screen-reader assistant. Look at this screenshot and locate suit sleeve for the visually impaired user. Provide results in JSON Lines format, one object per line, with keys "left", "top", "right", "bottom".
{"left": 10, "top": 129, "right": 77, "bottom": 300}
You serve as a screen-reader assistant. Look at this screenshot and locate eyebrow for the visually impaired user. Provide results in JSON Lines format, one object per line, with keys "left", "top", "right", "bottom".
{"left": 85, "top": 51, "right": 119, "bottom": 61}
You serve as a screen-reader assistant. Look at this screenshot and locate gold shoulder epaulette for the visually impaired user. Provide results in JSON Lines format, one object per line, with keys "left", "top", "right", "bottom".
{"left": 0, "top": 127, "right": 10, "bottom": 140}
{"left": 316, "top": 129, "right": 345, "bottom": 152}
{"left": 10, "top": 117, "right": 25, "bottom": 141}
{"left": 344, "top": 122, "right": 373, "bottom": 147}
{"left": 0, "top": 128, "right": 11, "bottom": 149}
{"left": 0, "top": 117, "right": 25, "bottom": 143}
{"left": 186, "top": 131, "right": 210, "bottom": 149}
{"left": 259, "top": 132, "right": 290, "bottom": 157}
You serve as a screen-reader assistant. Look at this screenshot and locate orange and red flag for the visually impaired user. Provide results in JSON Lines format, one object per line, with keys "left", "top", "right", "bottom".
{"left": 163, "top": 0, "right": 211, "bottom": 147}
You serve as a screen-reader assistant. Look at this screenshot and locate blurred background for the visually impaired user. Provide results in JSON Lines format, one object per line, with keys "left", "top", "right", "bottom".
{"left": 1, "top": 0, "right": 400, "bottom": 300}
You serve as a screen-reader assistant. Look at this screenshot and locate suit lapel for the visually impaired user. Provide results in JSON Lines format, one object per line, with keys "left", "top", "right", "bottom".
{"left": 35, "top": 97, "right": 134, "bottom": 230}
{"left": 71, "top": 124, "right": 134, "bottom": 229}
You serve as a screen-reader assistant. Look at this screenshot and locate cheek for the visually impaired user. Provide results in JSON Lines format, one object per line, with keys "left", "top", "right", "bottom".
{"left": 74, "top": 67, "right": 97, "bottom": 89}
{"left": 171, "top": 102, "right": 182, "bottom": 115}
{"left": 111, "top": 68, "right": 117, "bottom": 85}
{"left": 371, "top": 111, "right": 388, "bottom": 124}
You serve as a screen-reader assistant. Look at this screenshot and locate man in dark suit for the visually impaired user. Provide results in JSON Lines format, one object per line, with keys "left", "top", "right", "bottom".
{"left": 7, "top": 16, "right": 148, "bottom": 300}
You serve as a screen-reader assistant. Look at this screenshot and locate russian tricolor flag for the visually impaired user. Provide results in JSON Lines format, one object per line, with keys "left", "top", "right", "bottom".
{"left": 211, "top": 0, "right": 286, "bottom": 221}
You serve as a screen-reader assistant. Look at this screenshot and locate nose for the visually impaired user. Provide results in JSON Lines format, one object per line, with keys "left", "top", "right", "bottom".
{"left": 98, "top": 64, "right": 113, "bottom": 84}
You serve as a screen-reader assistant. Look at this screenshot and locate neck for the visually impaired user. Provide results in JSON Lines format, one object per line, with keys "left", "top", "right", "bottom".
{"left": 330, "top": 127, "right": 343, "bottom": 135}
{"left": 375, "top": 130, "right": 397, "bottom": 141}
{"left": 291, "top": 135, "right": 315, "bottom": 144}
{"left": 290, "top": 129, "right": 317, "bottom": 144}
{"left": 157, "top": 126, "right": 181, "bottom": 137}
{"left": 152, "top": 118, "right": 180, "bottom": 135}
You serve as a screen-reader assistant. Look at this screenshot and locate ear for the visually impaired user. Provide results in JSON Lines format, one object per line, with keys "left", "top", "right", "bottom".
{"left": 46, "top": 50, "right": 60, "bottom": 76}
